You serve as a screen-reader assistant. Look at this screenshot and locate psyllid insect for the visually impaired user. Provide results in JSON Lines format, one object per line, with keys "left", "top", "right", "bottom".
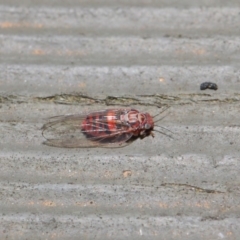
{"left": 42, "top": 107, "right": 172, "bottom": 148}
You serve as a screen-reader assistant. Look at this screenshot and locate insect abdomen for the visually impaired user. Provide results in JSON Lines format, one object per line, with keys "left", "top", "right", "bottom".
{"left": 81, "top": 110, "right": 125, "bottom": 139}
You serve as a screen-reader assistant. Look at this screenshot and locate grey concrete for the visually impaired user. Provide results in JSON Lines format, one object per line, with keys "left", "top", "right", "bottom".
{"left": 0, "top": 0, "right": 240, "bottom": 239}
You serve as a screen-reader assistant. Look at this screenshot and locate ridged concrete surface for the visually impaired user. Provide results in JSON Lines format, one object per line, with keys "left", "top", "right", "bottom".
{"left": 0, "top": 0, "right": 240, "bottom": 239}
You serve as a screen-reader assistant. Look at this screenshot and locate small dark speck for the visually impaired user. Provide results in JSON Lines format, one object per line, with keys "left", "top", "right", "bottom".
{"left": 200, "top": 82, "right": 218, "bottom": 91}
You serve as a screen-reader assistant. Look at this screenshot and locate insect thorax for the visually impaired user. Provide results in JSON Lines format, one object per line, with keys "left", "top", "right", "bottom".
{"left": 120, "top": 109, "right": 146, "bottom": 129}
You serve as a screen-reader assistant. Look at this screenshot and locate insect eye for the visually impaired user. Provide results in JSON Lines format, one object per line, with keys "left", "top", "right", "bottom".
{"left": 145, "top": 123, "right": 151, "bottom": 129}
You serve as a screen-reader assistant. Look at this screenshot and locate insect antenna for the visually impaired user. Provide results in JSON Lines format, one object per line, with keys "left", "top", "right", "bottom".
{"left": 153, "top": 106, "right": 171, "bottom": 124}
{"left": 152, "top": 106, "right": 174, "bottom": 138}
{"left": 152, "top": 106, "right": 170, "bottom": 119}
{"left": 153, "top": 129, "right": 173, "bottom": 139}
{"left": 154, "top": 115, "right": 169, "bottom": 124}
{"left": 154, "top": 125, "right": 174, "bottom": 135}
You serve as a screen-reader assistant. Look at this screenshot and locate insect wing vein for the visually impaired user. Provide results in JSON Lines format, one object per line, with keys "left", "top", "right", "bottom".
{"left": 42, "top": 110, "right": 134, "bottom": 148}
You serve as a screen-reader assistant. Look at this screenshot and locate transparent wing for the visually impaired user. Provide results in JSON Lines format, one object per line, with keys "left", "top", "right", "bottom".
{"left": 41, "top": 111, "right": 134, "bottom": 148}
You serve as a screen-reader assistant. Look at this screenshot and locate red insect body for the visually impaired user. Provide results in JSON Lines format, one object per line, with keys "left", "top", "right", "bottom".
{"left": 42, "top": 108, "right": 155, "bottom": 148}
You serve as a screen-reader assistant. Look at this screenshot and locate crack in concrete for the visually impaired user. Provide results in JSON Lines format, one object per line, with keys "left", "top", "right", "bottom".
{"left": 160, "top": 183, "right": 225, "bottom": 194}
{"left": 0, "top": 93, "right": 239, "bottom": 106}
